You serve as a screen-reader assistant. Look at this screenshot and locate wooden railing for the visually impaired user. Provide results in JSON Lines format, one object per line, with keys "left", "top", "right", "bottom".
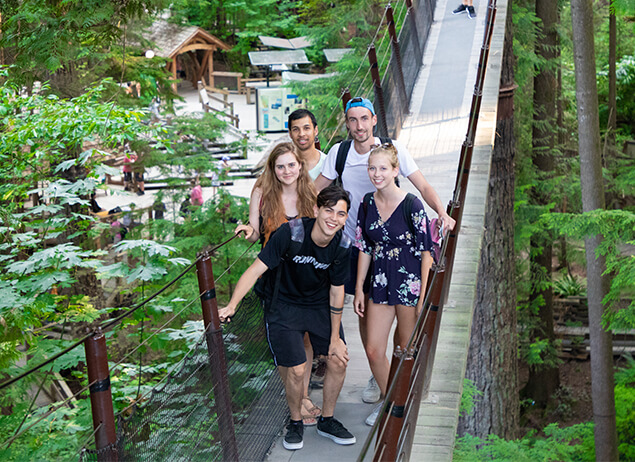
{"left": 197, "top": 81, "right": 240, "bottom": 128}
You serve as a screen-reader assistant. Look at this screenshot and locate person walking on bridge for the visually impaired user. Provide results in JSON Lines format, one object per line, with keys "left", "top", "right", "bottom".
{"left": 314, "top": 97, "right": 455, "bottom": 405}
{"left": 220, "top": 185, "right": 357, "bottom": 451}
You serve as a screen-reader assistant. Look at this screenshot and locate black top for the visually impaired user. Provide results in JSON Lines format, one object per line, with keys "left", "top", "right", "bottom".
{"left": 258, "top": 218, "right": 351, "bottom": 308}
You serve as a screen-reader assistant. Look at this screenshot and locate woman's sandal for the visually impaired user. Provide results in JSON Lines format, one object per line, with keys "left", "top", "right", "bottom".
{"left": 301, "top": 397, "right": 321, "bottom": 426}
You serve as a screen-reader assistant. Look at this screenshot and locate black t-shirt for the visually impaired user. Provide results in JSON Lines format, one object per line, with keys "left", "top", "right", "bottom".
{"left": 257, "top": 218, "right": 351, "bottom": 308}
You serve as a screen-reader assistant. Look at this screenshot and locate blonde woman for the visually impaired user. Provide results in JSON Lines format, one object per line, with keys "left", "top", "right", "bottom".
{"left": 353, "top": 143, "right": 434, "bottom": 426}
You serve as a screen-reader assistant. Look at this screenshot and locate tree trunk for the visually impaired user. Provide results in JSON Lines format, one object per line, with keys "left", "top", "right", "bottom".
{"left": 607, "top": 1, "right": 617, "bottom": 152}
{"left": 571, "top": 1, "right": 619, "bottom": 460}
{"left": 525, "top": 0, "right": 559, "bottom": 407}
{"left": 606, "top": 1, "right": 618, "bottom": 209}
{"left": 457, "top": 6, "right": 518, "bottom": 440}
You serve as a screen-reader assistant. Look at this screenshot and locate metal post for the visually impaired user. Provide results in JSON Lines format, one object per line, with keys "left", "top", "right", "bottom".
{"left": 387, "top": 5, "right": 409, "bottom": 111}
{"left": 196, "top": 252, "right": 239, "bottom": 461}
{"left": 341, "top": 89, "right": 352, "bottom": 112}
{"left": 368, "top": 45, "right": 389, "bottom": 137}
{"left": 373, "top": 349, "right": 414, "bottom": 462}
{"left": 84, "top": 329, "right": 117, "bottom": 462}
{"left": 406, "top": 0, "right": 423, "bottom": 66}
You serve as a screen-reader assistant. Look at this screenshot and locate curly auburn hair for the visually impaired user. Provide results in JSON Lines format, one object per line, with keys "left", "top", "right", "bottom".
{"left": 254, "top": 142, "right": 317, "bottom": 243}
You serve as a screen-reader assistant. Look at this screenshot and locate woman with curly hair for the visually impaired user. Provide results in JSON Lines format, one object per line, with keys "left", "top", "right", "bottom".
{"left": 353, "top": 143, "right": 434, "bottom": 427}
{"left": 235, "top": 141, "right": 321, "bottom": 426}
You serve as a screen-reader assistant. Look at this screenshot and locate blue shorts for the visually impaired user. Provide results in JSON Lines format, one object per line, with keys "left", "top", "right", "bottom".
{"left": 264, "top": 300, "right": 345, "bottom": 368}
{"left": 344, "top": 246, "right": 371, "bottom": 295}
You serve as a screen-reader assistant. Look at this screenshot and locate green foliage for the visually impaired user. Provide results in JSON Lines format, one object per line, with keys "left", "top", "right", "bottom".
{"left": 0, "top": 75, "right": 168, "bottom": 366}
{"left": 615, "top": 355, "right": 635, "bottom": 460}
{"left": 454, "top": 422, "right": 595, "bottom": 461}
{"left": 0, "top": 398, "right": 94, "bottom": 461}
{"left": 0, "top": 0, "right": 169, "bottom": 96}
{"left": 460, "top": 378, "right": 483, "bottom": 417}
{"left": 148, "top": 112, "right": 233, "bottom": 177}
{"left": 599, "top": 54, "right": 635, "bottom": 137}
{"left": 169, "top": 0, "right": 302, "bottom": 70}
{"left": 553, "top": 273, "right": 587, "bottom": 297}
{"left": 541, "top": 209, "right": 635, "bottom": 330}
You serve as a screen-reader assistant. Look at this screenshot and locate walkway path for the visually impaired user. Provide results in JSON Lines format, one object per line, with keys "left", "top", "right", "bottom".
{"left": 266, "top": 0, "right": 508, "bottom": 460}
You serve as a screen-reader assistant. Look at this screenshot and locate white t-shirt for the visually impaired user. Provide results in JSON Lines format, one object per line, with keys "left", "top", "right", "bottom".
{"left": 308, "top": 151, "right": 327, "bottom": 180}
{"left": 321, "top": 138, "right": 419, "bottom": 240}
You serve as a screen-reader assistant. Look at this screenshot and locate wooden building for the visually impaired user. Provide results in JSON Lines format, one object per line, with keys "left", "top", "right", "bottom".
{"left": 144, "top": 20, "right": 231, "bottom": 89}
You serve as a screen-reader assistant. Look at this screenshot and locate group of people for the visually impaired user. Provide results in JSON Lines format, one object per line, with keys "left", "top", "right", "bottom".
{"left": 218, "top": 100, "right": 455, "bottom": 451}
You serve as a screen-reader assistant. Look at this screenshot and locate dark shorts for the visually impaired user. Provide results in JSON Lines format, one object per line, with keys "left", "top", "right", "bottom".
{"left": 123, "top": 172, "right": 132, "bottom": 182}
{"left": 134, "top": 172, "right": 144, "bottom": 182}
{"left": 344, "top": 246, "right": 371, "bottom": 295}
{"left": 264, "top": 300, "right": 346, "bottom": 368}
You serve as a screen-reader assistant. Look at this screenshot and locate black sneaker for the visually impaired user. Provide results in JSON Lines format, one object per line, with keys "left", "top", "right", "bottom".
{"left": 467, "top": 5, "right": 476, "bottom": 18}
{"left": 317, "top": 417, "right": 356, "bottom": 445}
{"left": 453, "top": 4, "right": 467, "bottom": 14}
{"left": 283, "top": 421, "right": 303, "bottom": 450}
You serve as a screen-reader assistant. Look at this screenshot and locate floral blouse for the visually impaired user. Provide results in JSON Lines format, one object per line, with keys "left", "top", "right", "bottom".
{"left": 355, "top": 193, "right": 433, "bottom": 306}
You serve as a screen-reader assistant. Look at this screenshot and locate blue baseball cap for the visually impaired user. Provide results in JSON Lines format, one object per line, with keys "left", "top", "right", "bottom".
{"left": 345, "top": 97, "right": 375, "bottom": 115}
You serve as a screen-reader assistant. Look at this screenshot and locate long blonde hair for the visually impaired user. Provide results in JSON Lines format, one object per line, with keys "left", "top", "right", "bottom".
{"left": 254, "top": 142, "right": 316, "bottom": 242}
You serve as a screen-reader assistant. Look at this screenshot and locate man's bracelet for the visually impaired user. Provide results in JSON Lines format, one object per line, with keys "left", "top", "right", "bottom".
{"left": 330, "top": 305, "right": 343, "bottom": 315}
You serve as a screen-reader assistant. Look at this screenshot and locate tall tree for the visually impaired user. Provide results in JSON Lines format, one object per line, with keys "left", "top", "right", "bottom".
{"left": 524, "top": 0, "right": 560, "bottom": 407}
{"left": 458, "top": 6, "right": 518, "bottom": 440}
{"left": 0, "top": 0, "right": 167, "bottom": 95}
{"left": 570, "top": 0, "right": 619, "bottom": 459}
{"left": 607, "top": 0, "right": 617, "bottom": 152}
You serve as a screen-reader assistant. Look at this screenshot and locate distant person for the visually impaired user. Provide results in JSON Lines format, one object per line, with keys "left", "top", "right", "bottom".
{"left": 353, "top": 143, "right": 434, "bottom": 426}
{"left": 453, "top": 0, "right": 476, "bottom": 19}
{"left": 288, "top": 109, "right": 326, "bottom": 180}
{"left": 89, "top": 193, "right": 103, "bottom": 213}
{"left": 219, "top": 185, "right": 356, "bottom": 451}
{"left": 211, "top": 155, "right": 231, "bottom": 197}
{"left": 190, "top": 177, "right": 203, "bottom": 206}
{"left": 153, "top": 192, "right": 167, "bottom": 219}
{"left": 180, "top": 198, "right": 192, "bottom": 218}
{"left": 110, "top": 218, "right": 126, "bottom": 243}
{"left": 122, "top": 148, "right": 136, "bottom": 192}
{"left": 314, "top": 97, "right": 454, "bottom": 405}
{"left": 132, "top": 151, "right": 145, "bottom": 196}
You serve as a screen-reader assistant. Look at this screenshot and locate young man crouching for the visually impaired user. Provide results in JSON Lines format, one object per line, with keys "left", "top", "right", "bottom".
{"left": 219, "top": 185, "right": 356, "bottom": 451}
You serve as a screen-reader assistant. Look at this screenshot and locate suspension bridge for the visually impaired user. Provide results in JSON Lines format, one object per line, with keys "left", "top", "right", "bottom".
{"left": 0, "top": 0, "right": 509, "bottom": 460}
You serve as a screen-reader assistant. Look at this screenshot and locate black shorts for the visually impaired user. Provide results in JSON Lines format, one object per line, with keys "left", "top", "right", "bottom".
{"left": 344, "top": 246, "right": 371, "bottom": 295}
{"left": 134, "top": 172, "right": 144, "bottom": 182}
{"left": 264, "top": 300, "right": 346, "bottom": 368}
{"left": 123, "top": 172, "right": 132, "bottom": 182}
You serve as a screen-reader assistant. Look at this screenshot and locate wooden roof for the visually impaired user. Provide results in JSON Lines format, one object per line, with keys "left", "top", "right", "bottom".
{"left": 144, "top": 20, "right": 231, "bottom": 59}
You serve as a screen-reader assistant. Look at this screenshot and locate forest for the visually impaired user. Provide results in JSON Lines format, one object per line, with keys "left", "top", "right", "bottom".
{"left": 0, "top": 0, "right": 634, "bottom": 460}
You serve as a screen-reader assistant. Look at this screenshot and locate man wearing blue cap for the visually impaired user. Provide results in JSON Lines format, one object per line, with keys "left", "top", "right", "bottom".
{"left": 314, "top": 96, "right": 456, "bottom": 407}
